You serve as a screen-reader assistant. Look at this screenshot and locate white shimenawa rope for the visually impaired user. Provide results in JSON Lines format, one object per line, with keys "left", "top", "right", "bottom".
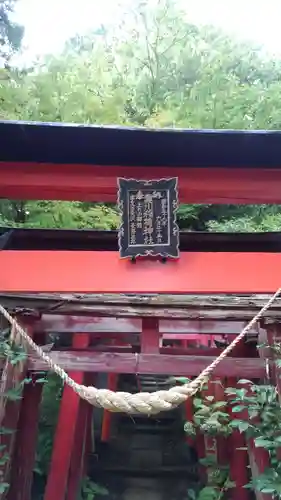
{"left": 1, "top": 289, "right": 280, "bottom": 415}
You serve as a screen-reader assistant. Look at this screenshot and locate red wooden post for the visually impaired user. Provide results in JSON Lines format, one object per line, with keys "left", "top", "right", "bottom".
{"left": 248, "top": 439, "right": 271, "bottom": 500}
{"left": 227, "top": 339, "right": 252, "bottom": 499}
{"left": 44, "top": 333, "right": 90, "bottom": 500}
{"left": 213, "top": 377, "right": 228, "bottom": 466}
{"left": 66, "top": 397, "right": 89, "bottom": 500}
{"left": 184, "top": 396, "right": 194, "bottom": 446}
{"left": 227, "top": 377, "right": 250, "bottom": 500}
{"left": 264, "top": 322, "right": 281, "bottom": 395}
{"left": 245, "top": 323, "right": 273, "bottom": 500}
{"left": 7, "top": 375, "right": 44, "bottom": 500}
{"left": 83, "top": 394, "right": 93, "bottom": 476}
{"left": 141, "top": 318, "right": 160, "bottom": 353}
{"left": 101, "top": 373, "right": 118, "bottom": 443}
{"left": 0, "top": 319, "right": 35, "bottom": 499}
{"left": 203, "top": 380, "right": 217, "bottom": 470}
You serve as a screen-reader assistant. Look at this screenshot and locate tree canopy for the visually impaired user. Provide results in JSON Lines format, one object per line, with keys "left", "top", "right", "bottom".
{"left": 1, "top": 0, "right": 281, "bottom": 231}
{"left": 0, "top": 0, "right": 24, "bottom": 65}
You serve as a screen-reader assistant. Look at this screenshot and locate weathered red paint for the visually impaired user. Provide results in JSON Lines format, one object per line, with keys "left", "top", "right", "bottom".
{"left": 184, "top": 397, "right": 194, "bottom": 446}
{"left": 66, "top": 397, "right": 89, "bottom": 500}
{"left": 248, "top": 439, "right": 270, "bottom": 500}
{"left": 141, "top": 318, "right": 160, "bottom": 354}
{"left": 212, "top": 378, "right": 229, "bottom": 466}
{"left": 227, "top": 379, "right": 251, "bottom": 500}
{"left": 36, "top": 316, "right": 258, "bottom": 336}
{"left": 83, "top": 396, "right": 93, "bottom": 476}
{"left": 101, "top": 374, "right": 118, "bottom": 443}
{"left": 27, "top": 351, "right": 266, "bottom": 378}
{"left": 0, "top": 320, "right": 34, "bottom": 499}
{"left": 44, "top": 333, "right": 90, "bottom": 500}
{"left": 2, "top": 162, "right": 281, "bottom": 204}
{"left": 1, "top": 251, "right": 281, "bottom": 294}
{"left": 7, "top": 376, "right": 44, "bottom": 500}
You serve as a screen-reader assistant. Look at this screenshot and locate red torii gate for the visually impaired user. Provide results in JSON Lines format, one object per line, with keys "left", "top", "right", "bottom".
{"left": 1, "top": 121, "right": 281, "bottom": 500}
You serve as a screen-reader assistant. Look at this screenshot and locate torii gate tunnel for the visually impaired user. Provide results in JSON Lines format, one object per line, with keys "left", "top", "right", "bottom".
{"left": 1, "top": 121, "right": 281, "bottom": 500}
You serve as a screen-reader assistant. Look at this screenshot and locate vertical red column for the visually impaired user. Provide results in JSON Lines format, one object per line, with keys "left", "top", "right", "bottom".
{"left": 248, "top": 439, "right": 271, "bottom": 500}
{"left": 203, "top": 380, "right": 217, "bottom": 477}
{"left": 83, "top": 384, "right": 94, "bottom": 477}
{"left": 44, "top": 333, "right": 90, "bottom": 500}
{"left": 101, "top": 373, "right": 118, "bottom": 443}
{"left": 213, "top": 377, "right": 229, "bottom": 467}
{"left": 141, "top": 318, "right": 160, "bottom": 354}
{"left": 184, "top": 396, "right": 194, "bottom": 447}
{"left": 0, "top": 318, "right": 35, "bottom": 500}
{"left": 252, "top": 321, "right": 281, "bottom": 500}
{"left": 7, "top": 375, "right": 44, "bottom": 500}
{"left": 264, "top": 322, "right": 281, "bottom": 396}
{"left": 66, "top": 395, "right": 90, "bottom": 500}
{"left": 227, "top": 377, "right": 250, "bottom": 500}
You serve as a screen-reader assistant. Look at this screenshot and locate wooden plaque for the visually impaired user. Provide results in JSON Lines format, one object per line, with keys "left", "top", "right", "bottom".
{"left": 117, "top": 177, "right": 179, "bottom": 259}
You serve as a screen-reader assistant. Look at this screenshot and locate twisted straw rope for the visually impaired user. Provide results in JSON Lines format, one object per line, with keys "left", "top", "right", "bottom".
{"left": 1, "top": 289, "right": 280, "bottom": 415}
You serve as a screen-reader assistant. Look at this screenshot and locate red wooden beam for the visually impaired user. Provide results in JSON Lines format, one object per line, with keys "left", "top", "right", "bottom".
{"left": 35, "top": 315, "right": 257, "bottom": 336}
{"left": 7, "top": 376, "right": 44, "bottom": 500}
{"left": 44, "top": 333, "right": 90, "bottom": 500}
{"left": 26, "top": 351, "right": 265, "bottom": 377}
{"left": 0, "top": 251, "right": 281, "bottom": 294}
{"left": 1, "top": 163, "right": 281, "bottom": 204}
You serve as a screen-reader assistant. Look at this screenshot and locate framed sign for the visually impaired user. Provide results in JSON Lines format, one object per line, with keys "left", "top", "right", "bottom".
{"left": 117, "top": 177, "right": 179, "bottom": 259}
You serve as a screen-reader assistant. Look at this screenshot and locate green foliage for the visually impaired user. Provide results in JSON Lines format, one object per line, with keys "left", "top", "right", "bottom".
{"left": 0, "top": 200, "right": 120, "bottom": 231}
{"left": 34, "top": 374, "right": 63, "bottom": 477}
{"left": 0, "top": 0, "right": 24, "bottom": 64}
{"left": 1, "top": 0, "right": 281, "bottom": 231}
{"left": 78, "top": 477, "right": 108, "bottom": 500}
{"left": 3, "top": 1, "right": 281, "bottom": 496}
{"left": 180, "top": 346, "right": 281, "bottom": 500}
{"left": 226, "top": 374, "right": 281, "bottom": 498}
{"left": 0, "top": 327, "right": 30, "bottom": 494}
{"left": 176, "top": 378, "right": 233, "bottom": 500}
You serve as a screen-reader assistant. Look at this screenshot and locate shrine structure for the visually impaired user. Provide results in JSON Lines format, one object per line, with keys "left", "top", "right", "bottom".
{"left": 1, "top": 121, "right": 281, "bottom": 500}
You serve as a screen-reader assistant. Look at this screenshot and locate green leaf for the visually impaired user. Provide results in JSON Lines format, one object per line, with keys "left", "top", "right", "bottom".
{"left": 187, "top": 489, "right": 197, "bottom": 500}
{"left": 254, "top": 438, "right": 273, "bottom": 448}
{"left": 232, "top": 405, "right": 246, "bottom": 413}
{"left": 3, "top": 388, "right": 22, "bottom": 401}
{"left": 212, "top": 401, "right": 227, "bottom": 409}
{"left": 193, "top": 398, "right": 203, "bottom": 408}
{"left": 0, "top": 427, "right": 14, "bottom": 435}
{"left": 225, "top": 387, "right": 237, "bottom": 394}
{"left": 0, "top": 453, "right": 9, "bottom": 465}
{"left": 172, "top": 376, "right": 190, "bottom": 384}
{"left": 237, "top": 421, "right": 250, "bottom": 433}
{"left": 0, "top": 483, "right": 9, "bottom": 494}
{"left": 199, "top": 455, "right": 217, "bottom": 467}
{"left": 237, "top": 379, "right": 253, "bottom": 385}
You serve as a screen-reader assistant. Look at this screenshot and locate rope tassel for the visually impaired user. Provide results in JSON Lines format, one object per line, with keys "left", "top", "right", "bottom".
{"left": 0, "top": 289, "right": 280, "bottom": 415}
